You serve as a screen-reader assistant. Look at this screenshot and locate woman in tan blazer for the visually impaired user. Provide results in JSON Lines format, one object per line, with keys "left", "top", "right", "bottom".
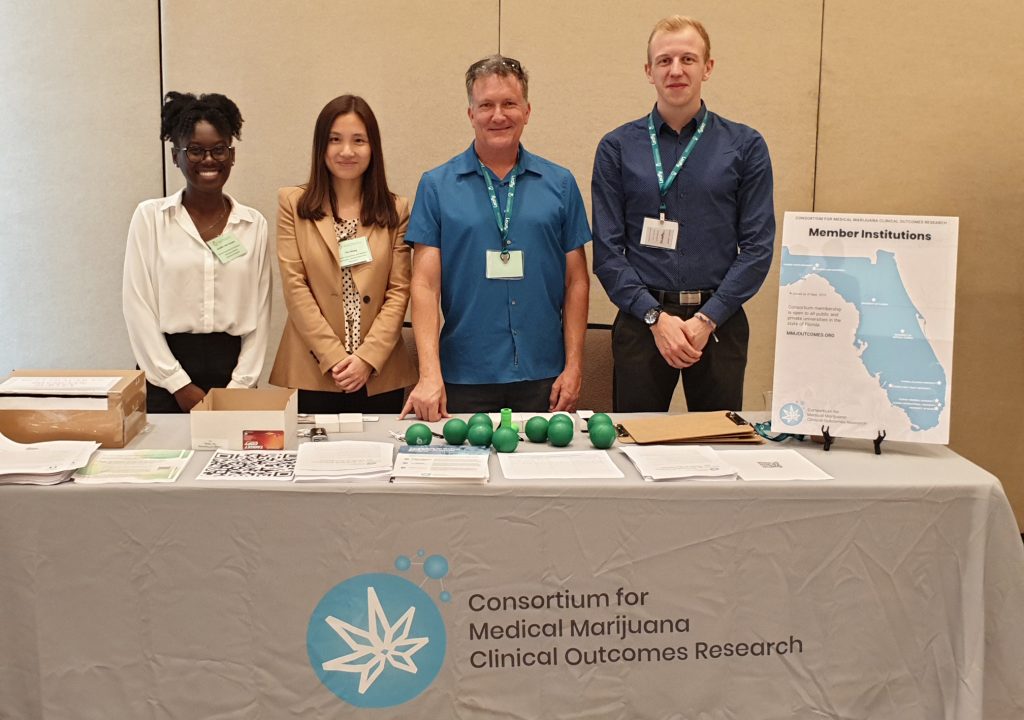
{"left": 270, "top": 95, "right": 416, "bottom": 413}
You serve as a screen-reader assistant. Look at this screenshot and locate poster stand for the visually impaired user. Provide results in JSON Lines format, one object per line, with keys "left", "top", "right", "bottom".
{"left": 820, "top": 426, "right": 887, "bottom": 455}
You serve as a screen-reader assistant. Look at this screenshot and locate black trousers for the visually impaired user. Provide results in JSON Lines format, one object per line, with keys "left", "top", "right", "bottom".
{"left": 445, "top": 378, "right": 555, "bottom": 414}
{"left": 145, "top": 332, "right": 241, "bottom": 413}
{"left": 612, "top": 306, "right": 748, "bottom": 412}
{"left": 298, "top": 387, "right": 405, "bottom": 415}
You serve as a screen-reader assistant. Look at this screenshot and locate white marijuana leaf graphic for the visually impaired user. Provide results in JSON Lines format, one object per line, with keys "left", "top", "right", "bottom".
{"left": 782, "top": 405, "right": 802, "bottom": 423}
{"left": 322, "top": 586, "right": 430, "bottom": 694}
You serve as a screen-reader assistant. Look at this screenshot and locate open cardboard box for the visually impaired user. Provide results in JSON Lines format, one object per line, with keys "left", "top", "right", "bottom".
{"left": 190, "top": 387, "right": 298, "bottom": 450}
{"left": 0, "top": 369, "right": 147, "bottom": 448}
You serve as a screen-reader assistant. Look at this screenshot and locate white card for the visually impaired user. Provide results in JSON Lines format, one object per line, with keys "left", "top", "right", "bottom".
{"left": 640, "top": 216, "right": 679, "bottom": 250}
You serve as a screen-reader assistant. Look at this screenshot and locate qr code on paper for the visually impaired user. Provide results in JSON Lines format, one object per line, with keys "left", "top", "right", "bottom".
{"left": 197, "top": 450, "right": 297, "bottom": 481}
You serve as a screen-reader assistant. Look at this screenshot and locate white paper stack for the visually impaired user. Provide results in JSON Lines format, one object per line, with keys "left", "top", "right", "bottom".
{"left": 497, "top": 450, "right": 624, "bottom": 480}
{"left": 619, "top": 445, "right": 737, "bottom": 482}
{"left": 391, "top": 446, "right": 490, "bottom": 484}
{"left": 72, "top": 449, "right": 194, "bottom": 484}
{"left": 0, "top": 375, "right": 119, "bottom": 411}
{"left": 716, "top": 449, "right": 833, "bottom": 481}
{"left": 0, "top": 432, "right": 100, "bottom": 485}
{"left": 294, "top": 441, "right": 394, "bottom": 483}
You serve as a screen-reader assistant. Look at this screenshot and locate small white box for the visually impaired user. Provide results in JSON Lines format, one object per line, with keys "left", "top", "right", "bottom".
{"left": 336, "top": 413, "right": 364, "bottom": 433}
{"left": 190, "top": 388, "right": 298, "bottom": 450}
{"left": 312, "top": 413, "right": 364, "bottom": 433}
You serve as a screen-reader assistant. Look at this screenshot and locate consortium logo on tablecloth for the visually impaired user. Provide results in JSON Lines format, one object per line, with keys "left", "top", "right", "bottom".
{"left": 307, "top": 551, "right": 451, "bottom": 708}
{"left": 778, "top": 402, "right": 804, "bottom": 426}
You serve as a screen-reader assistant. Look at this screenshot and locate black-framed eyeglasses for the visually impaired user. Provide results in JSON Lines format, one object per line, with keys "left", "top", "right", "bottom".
{"left": 177, "top": 145, "right": 233, "bottom": 162}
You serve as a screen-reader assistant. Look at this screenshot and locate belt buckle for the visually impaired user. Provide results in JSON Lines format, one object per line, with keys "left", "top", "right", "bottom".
{"left": 679, "top": 291, "right": 702, "bottom": 305}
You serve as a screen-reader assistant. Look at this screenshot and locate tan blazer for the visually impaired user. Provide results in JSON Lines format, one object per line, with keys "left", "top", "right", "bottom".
{"left": 269, "top": 186, "right": 417, "bottom": 396}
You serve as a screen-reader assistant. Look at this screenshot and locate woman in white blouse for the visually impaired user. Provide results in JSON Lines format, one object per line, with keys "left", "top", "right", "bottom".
{"left": 123, "top": 92, "right": 271, "bottom": 413}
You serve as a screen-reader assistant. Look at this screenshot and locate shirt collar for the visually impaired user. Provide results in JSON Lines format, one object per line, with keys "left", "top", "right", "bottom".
{"left": 651, "top": 101, "right": 709, "bottom": 135}
{"left": 161, "top": 188, "right": 257, "bottom": 224}
{"left": 455, "top": 143, "right": 541, "bottom": 178}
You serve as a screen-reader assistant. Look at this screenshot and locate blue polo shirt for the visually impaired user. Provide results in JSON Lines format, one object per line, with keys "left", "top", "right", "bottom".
{"left": 407, "top": 144, "right": 591, "bottom": 384}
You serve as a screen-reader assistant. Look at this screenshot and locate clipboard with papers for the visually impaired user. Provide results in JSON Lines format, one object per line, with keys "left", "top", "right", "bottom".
{"left": 615, "top": 411, "right": 762, "bottom": 445}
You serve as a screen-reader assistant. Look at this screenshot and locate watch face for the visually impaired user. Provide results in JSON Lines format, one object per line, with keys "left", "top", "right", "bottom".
{"left": 644, "top": 308, "right": 661, "bottom": 325}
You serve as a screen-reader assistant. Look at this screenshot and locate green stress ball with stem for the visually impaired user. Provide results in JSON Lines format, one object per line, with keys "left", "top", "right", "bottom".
{"left": 467, "top": 422, "right": 493, "bottom": 447}
{"left": 442, "top": 418, "right": 469, "bottom": 445}
{"left": 587, "top": 413, "right": 614, "bottom": 431}
{"left": 492, "top": 426, "right": 519, "bottom": 453}
{"left": 524, "top": 416, "right": 549, "bottom": 443}
{"left": 547, "top": 420, "right": 574, "bottom": 447}
{"left": 405, "top": 423, "right": 433, "bottom": 446}
{"left": 589, "top": 422, "right": 617, "bottom": 449}
{"left": 468, "top": 412, "right": 494, "bottom": 429}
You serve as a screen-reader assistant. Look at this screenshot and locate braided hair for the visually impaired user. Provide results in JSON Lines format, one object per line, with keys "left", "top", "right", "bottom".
{"left": 160, "top": 91, "right": 243, "bottom": 146}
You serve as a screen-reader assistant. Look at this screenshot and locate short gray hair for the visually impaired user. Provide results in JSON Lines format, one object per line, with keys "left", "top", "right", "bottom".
{"left": 465, "top": 54, "right": 529, "bottom": 104}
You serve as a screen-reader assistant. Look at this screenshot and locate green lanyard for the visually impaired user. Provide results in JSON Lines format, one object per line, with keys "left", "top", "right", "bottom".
{"left": 648, "top": 109, "right": 706, "bottom": 214}
{"left": 479, "top": 159, "right": 518, "bottom": 249}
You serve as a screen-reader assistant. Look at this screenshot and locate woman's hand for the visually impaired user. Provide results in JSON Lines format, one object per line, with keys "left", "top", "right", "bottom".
{"left": 331, "top": 355, "right": 373, "bottom": 393}
{"left": 173, "top": 383, "right": 206, "bottom": 412}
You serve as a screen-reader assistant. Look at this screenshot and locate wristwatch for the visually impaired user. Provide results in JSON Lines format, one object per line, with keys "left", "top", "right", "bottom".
{"left": 643, "top": 306, "right": 663, "bottom": 326}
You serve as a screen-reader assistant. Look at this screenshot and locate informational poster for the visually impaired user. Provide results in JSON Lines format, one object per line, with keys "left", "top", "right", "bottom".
{"left": 771, "top": 212, "right": 958, "bottom": 443}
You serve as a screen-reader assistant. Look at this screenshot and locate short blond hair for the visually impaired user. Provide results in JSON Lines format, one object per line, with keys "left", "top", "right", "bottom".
{"left": 647, "top": 15, "right": 711, "bottom": 63}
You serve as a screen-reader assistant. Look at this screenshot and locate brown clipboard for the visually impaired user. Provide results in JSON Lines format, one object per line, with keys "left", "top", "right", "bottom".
{"left": 615, "top": 411, "right": 762, "bottom": 445}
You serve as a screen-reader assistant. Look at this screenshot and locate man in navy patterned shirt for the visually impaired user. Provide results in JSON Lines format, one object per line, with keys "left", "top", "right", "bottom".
{"left": 592, "top": 15, "right": 775, "bottom": 412}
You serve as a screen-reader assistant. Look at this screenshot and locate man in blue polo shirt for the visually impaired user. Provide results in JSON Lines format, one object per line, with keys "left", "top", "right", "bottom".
{"left": 401, "top": 55, "right": 591, "bottom": 422}
{"left": 592, "top": 15, "right": 775, "bottom": 412}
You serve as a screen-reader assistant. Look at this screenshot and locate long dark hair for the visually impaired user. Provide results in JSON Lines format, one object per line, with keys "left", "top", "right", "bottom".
{"left": 297, "top": 95, "right": 398, "bottom": 229}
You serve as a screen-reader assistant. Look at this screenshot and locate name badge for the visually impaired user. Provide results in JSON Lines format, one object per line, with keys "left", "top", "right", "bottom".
{"left": 339, "top": 236, "right": 373, "bottom": 267}
{"left": 640, "top": 217, "right": 679, "bottom": 251}
{"left": 485, "top": 249, "right": 524, "bottom": 279}
{"left": 208, "top": 233, "right": 247, "bottom": 264}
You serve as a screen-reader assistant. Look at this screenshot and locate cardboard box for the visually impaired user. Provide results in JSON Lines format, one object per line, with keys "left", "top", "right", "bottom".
{"left": 0, "top": 370, "right": 147, "bottom": 448}
{"left": 190, "top": 388, "right": 298, "bottom": 450}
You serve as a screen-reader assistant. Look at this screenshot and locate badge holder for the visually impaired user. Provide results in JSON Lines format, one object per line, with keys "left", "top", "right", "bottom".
{"left": 485, "top": 244, "right": 524, "bottom": 280}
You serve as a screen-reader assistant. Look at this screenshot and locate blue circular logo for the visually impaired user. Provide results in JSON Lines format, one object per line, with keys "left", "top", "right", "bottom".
{"left": 778, "top": 402, "right": 805, "bottom": 426}
{"left": 307, "top": 573, "right": 446, "bottom": 708}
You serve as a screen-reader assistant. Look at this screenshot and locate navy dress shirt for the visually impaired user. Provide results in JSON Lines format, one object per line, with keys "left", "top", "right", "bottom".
{"left": 591, "top": 103, "right": 775, "bottom": 326}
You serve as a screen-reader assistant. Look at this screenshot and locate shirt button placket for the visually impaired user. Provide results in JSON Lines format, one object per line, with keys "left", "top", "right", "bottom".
{"left": 203, "top": 247, "right": 215, "bottom": 333}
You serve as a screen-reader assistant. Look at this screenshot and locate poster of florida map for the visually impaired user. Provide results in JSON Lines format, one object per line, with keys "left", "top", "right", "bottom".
{"left": 771, "top": 212, "right": 958, "bottom": 443}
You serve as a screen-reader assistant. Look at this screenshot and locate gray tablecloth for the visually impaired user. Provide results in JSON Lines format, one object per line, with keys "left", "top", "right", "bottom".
{"left": 1, "top": 415, "right": 1022, "bottom": 719}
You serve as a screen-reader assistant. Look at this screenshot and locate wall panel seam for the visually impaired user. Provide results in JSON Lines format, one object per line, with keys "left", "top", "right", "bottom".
{"left": 158, "top": 0, "right": 166, "bottom": 197}
{"left": 812, "top": 0, "right": 825, "bottom": 211}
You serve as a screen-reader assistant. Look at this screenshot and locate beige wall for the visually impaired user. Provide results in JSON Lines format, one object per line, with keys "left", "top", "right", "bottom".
{"left": 1, "top": 2, "right": 1020, "bottom": 526}
{"left": 0, "top": 1, "right": 161, "bottom": 370}
{"left": 815, "top": 0, "right": 1024, "bottom": 526}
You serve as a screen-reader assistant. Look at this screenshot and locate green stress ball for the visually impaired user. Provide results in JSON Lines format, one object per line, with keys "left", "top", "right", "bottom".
{"left": 467, "top": 423, "right": 493, "bottom": 447}
{"left": 589, "top": 422, "right": 617, "bottom": 449}
{"left": 468, "top": 412, "right": 494, "bottom": 429}
{"left": 524, "top": 416, "right": 549, "bottom": 443}
{"left": 548, "top": 413, "right": 574, "bottom": 428}
{"left": 492, "top": 426, "right": 519, "bottom": 453}
{"left": 405, "top": 423, "right": 433, "bottom": 446}
{"left": 547, "top": 420, "right": 574, "bottom": 447}
{"left": 587, "top": 413, "right": 613, "bottom": 431}
{"left": 442, "top": 418, "right": 469, "bottom": 445}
